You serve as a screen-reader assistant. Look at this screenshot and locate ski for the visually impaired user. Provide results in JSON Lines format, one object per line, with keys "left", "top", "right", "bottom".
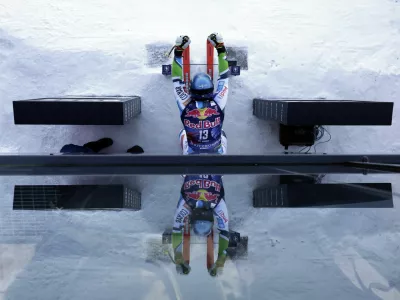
{"left": 206, "top": 40, "right": 214, "bottom": 81}
{"left": 207, "top": 39, "right": 216, "bottom": 270}
{"left": 207, "top": 227, "right": 215, "bottom": 270}
{"left": 206, "top": 39, "right": 215, "bottom": 270}
{"left": 183, "top": 215, "right": 190, "bottom": 264}
{"left": 161, "top": 41, "right": 243, "bottom": 77}
{"left": 183, "top": 46, "right": 191, "bottom": 92}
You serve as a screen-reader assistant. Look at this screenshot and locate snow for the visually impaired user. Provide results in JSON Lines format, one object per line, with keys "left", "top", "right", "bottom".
{"left": 0, "top": 0, "right": 400, "bottom": 299}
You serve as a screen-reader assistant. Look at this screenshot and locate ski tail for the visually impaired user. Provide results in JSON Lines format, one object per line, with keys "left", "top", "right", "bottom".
{"left": 207, "top": 40, "right": 214, "bottom": 81}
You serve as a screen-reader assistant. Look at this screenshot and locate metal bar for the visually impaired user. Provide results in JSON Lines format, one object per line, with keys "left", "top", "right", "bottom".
{"left": 345, "top": 162, "right": 400, "bottom": 173}
{"left": 0, "top": 154, "right": 400, "bottom": 165}
{"left": 0, "top": 154, "right": 399, "bottom": 175}
{"left": 0, "top": 165, "right": 388, "bottom": 176}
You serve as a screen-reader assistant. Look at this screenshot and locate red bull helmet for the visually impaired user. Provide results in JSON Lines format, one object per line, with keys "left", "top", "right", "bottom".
{"left": 190, "top": 73, "right": 214, "bottom": 100}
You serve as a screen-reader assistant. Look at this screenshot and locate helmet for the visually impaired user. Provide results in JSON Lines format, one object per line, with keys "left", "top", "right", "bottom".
{"left": 193, "top": 220, "right": 213, "bottom": 236}
{"left": 190, "top": 73, "right": 214, "bottom": 100}
{"left": 191, "top": 207, "right": 214, "bottom": 237}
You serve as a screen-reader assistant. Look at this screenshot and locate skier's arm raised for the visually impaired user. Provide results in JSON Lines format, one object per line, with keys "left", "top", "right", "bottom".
{"left": 208, "top": 33, "right": 230, "bottom": 111}
{"left": 171, "top": 35, "right": 191, "bottom": 112}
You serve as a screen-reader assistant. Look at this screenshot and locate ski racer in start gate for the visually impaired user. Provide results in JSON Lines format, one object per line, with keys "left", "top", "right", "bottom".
{"left": 172, "top": 174, "right": 229, "bottom": 277}
{"left": 172, "top": 33, "right": 229, "bottom": 154}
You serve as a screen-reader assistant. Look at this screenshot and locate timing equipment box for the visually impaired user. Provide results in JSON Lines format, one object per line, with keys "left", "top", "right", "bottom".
{"left": 253, "top": 99, "right": 393, "bottom": 126}
{"left": 13, "top": 96, "right": 141, "bottom": 125}
{"left": 13, "top": 185, "right": 141, "bottom": 210}
{"left": 253, "top": 183, "right": 393, "bottom": 208}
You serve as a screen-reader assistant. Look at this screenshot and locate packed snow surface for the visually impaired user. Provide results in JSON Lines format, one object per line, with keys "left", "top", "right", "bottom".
{"left": 0, "top": 0, "right": 400, "bottom": 299}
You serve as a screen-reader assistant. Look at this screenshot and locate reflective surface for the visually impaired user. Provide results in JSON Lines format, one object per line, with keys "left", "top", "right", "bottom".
{"left": 1, "top": 173, "right": 400, "bottom": 300}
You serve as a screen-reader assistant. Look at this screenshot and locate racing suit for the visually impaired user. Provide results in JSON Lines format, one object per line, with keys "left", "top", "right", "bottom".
{"left": 172, "top": 48, "right": 230, "bottom": 154}
{"left": 172, "top": 175, "right": 229, "bottom": 273}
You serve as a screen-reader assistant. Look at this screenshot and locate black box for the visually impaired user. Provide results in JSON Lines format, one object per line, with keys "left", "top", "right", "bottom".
{"left": 13, "top": 96, "right": 141, "bottom": 125}
{"left": 279, "top": 124, "right": 316, "bottom": 147}
{"left": 253, "top": 99, "right": 394, "bottom": 126}
{"left": 13, "top": 185, "right": 141, "bottom": 210}
{"left": 253, "top": 183, "right": 393, "bottom": 208}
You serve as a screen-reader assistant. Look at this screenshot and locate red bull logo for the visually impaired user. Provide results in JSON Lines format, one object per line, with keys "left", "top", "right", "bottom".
{"left": 203, "top": 108, "right": 220, "bottom": 117}
{"left": 184, "top": 117, "right": 221, "bottom": 129}
{"left": 185, "top": 109, "right": 201, "bottom": 118}
{"left": 185, "top": 107, "right": 220, "bottom": 120}
{"left": 185, "top": 191, "right": 202, "bottom": 200}
{"left": 184, "top": 179, "right": 221, "bottom": 192}
{"left": 185, "top": 189, "right": 219, "bottom": 201}
{"left": 204, "top": 193, "right": 219, "bottom": 201}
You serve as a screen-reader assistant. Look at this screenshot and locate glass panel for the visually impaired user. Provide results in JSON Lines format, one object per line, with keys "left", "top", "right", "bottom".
{"left": 1, "top": 173, "right": 399, "bottom": 299}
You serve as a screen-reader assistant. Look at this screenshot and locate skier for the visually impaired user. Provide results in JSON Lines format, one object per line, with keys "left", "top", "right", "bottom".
{"left": 172, "top": 174, "right": 229, "bottom": 277}
{"left": 172, "top": 33, "right": 229, "bottom": 155}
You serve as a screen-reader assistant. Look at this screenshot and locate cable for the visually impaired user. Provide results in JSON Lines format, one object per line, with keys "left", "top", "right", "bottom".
{"left": 314, "top": 125, "right": 325, "bottom": 142}
{"left": 313, "top": 126, "right": 332, "bottom": 153}
{"left": 298, "top": 126, "right": 330, "bottom": 154}
{"left": 299, "top": 146, "right": 311, "bottom": 153}
{"left": 299, "top": 146, "right": 308, "bottom": 153}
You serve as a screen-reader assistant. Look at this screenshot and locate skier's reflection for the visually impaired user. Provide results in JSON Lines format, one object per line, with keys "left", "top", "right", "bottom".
{"left": 172, "top": 175, "right": 229, "bottom": 277}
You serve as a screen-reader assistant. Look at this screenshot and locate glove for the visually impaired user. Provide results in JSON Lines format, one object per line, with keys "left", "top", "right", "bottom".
{"left": 172, "top": 35, "right": 191, "bottom": 57}
{"left": 174, "top": 252, "right": 191, "bottom": 275}
{"left": 208, "top": 252, "right": 227, "bottom": 277}
{"left": 207, "top": 32, "right": 224, "bottom": 50}
{"left": 175, "top": 35, "right": 191, "bottom": 49}
{"left": 207, "top": 32, "right": 223, "bottom": 47}
{"left": 207, "top": 33, "right": 226, "bottom": 54}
